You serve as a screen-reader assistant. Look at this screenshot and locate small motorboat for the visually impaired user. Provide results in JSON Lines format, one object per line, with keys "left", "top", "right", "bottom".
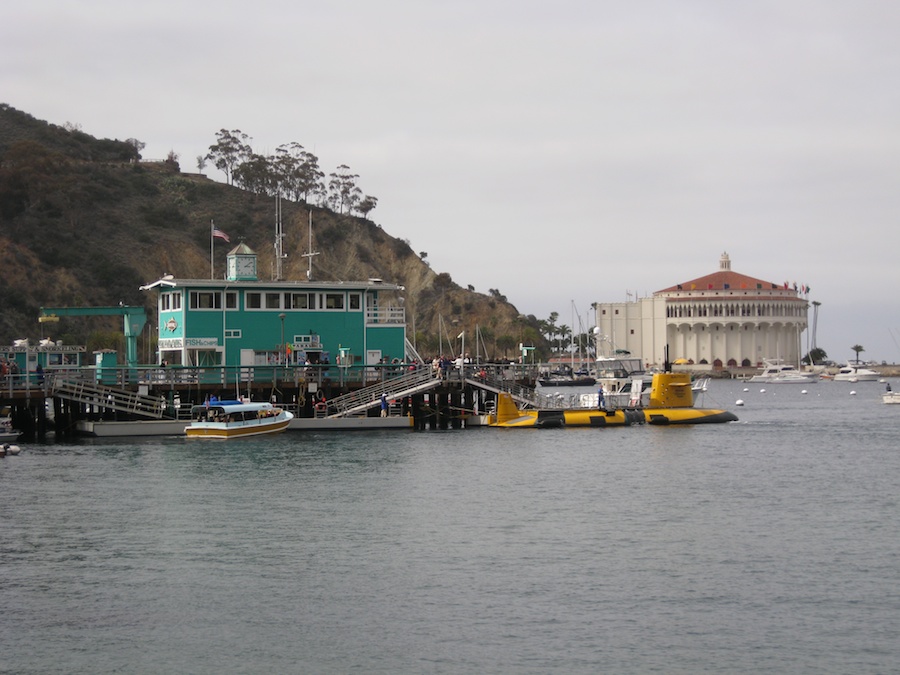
{"left": 185, "top": 400, "right": 293, "bottom": 439}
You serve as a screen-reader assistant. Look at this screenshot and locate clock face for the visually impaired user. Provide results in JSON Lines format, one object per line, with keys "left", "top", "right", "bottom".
{"left": 236, "top": 257, "right": 255, "bottom": 276}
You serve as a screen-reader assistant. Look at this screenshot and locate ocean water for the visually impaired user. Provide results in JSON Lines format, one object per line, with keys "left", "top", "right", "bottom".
{"left": 2, "top": 379, "right": 899, "bottom": 674}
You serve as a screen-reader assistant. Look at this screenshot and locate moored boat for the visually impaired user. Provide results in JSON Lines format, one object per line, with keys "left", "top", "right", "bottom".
{"left": 748, "top": 359, "right": 819, "bottom": 384}
{"left": 594, "top": 355, "right": 653, "bottom": 406}
{"left": 834, "top": 362, "right": 880, "bottom": 382}
{"left": 186, "top": 400, "right": 293, "bottom": 439}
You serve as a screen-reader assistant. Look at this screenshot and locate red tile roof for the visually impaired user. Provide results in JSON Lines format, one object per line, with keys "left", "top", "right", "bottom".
{"left": 657, "top": 269, "right": 785, "bottom": 293}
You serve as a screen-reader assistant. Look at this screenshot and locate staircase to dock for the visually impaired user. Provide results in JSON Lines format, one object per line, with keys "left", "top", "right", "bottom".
{"left": 52, "top": 377, "right": 168, "bottom": 419}
{"left": 324, "top": 368, "right": 441, "bottom": 417}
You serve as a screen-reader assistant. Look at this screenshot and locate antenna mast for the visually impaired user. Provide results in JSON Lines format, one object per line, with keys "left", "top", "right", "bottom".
{"left": 301, "top": 210, "right": 320, "bottom": 280}
{"left": 274, "top": 194, "right": 287, "bottom": 280}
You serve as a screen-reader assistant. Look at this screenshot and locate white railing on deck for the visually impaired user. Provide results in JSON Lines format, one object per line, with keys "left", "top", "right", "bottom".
{"left": 366, "top": 307, "right": 405, "bottom": 324}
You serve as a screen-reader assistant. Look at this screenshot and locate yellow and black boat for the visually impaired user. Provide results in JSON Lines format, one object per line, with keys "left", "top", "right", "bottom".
{"left": 489, "top": 372, "right": 737, "bottom": 428}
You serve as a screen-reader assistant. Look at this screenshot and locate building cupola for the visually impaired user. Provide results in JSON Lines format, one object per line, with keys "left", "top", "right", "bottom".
{"left": 226, "top": 242, "right": 258, "bottom": 281}
{"left": 719, "top": 252, "right": 731, "bottom": 271}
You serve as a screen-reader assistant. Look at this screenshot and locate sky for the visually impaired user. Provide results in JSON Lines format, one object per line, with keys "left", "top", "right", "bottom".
{"left": 5, "top": 0, "right": 900, "bottom": 362}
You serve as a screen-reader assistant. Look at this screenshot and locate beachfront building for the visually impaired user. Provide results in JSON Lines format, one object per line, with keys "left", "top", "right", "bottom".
{"left": 140, "top": 243, "right": 409, "bottom": 374}
{"left": 1, "top": 341, "right": 85, "bottom": 377}
{"left": 593, "top": 253, "right": 810, "bottom": 369}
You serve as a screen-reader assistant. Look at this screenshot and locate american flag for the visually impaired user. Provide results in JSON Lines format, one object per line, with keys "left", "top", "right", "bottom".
{"left": 212, "top": 227, "right": 230, "bottom": 242}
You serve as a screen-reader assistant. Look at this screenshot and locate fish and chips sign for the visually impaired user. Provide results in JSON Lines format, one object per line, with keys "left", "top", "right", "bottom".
{"left": 159, "top": 337, "right": 219, "bottom": 350}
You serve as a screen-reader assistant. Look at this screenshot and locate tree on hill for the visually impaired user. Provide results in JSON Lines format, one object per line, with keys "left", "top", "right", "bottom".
{"left": 327, "top": 164, "right": 362, "bottom": 214}
{"left": 125, "top": 138, "right": 145, "bottom": 159}
{"left": 357, "top": 194, "right": 378, "bottom": 219}
{"left": 274, "top": 142, "right": 324, "bottom": 204}
{"left": 233, "top": 152, "right": 276, "bottom": 195}
{"left": 205, "top": 129, "right": 252, "bottom": 185}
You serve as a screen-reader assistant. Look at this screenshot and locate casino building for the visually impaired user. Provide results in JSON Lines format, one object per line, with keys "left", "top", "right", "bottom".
{"left": 593, "top": 253, "right": 810, "bottom": 369}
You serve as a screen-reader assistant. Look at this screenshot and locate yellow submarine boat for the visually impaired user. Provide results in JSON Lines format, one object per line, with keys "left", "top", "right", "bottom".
{"left": 489, "top": 372, "right": 737, "bottom": 428}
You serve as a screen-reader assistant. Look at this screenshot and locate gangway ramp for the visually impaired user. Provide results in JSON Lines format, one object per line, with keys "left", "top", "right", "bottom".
{"left": 52, "top": 378, "right": 168, "bottom": 419}
{"left": 325, "top": 368, "right": 440, "bottom": 418}
{"left": 465, "top": 376, "right": 537, "bottom": 408}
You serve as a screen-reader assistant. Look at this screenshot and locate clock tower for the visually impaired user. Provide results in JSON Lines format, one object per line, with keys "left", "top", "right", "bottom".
{"left": 225, "top": 242, "right": 258, "bottom": 281}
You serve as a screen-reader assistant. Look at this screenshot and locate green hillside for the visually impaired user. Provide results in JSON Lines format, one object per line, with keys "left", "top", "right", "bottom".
{"left": 0, "top": 104, "right": 546, "bottom": 360}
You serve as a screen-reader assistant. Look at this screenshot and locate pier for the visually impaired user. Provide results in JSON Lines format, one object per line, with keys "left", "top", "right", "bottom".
{"left": 0, "top": 362, "right": 541, "bottom": 439}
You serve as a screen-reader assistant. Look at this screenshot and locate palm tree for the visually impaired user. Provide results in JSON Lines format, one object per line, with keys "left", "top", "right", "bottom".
{"left": 851, "top": 344, "right": 865, "bottom": 364}
{"left": 557, "top": 324, "right": 571, "bottom": 353}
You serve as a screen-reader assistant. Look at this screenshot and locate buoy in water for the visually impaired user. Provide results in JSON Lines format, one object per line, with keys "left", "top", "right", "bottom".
{"left": 850, "top": 390, "right": 857, "bottom": 396}
{"left": 2, "top": 443, "right": 20, "bottom": 456}
{"left": 801, "top": 389, "right": 808, "bottom": 394}
{"left": 735, "top": 399, "right": 745, "bottom": 406}
{"left": 759, "top": 388, "right": 766, "bottom": 393}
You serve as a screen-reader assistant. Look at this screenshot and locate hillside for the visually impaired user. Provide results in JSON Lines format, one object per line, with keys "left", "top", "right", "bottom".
{"left": 0, "top": 104, "right": 547, "bottom": 360}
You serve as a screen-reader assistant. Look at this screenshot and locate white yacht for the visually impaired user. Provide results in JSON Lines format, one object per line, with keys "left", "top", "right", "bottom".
{"left": 748, "top": 359, "right": 819, "bottom": 384}
{"left": 834, "top": 362, "right": 880, "bottom": 382}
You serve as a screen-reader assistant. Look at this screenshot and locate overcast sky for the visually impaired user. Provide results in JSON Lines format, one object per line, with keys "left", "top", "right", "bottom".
{"left": 5, "top": 0, "right": 900, "bottom": 362}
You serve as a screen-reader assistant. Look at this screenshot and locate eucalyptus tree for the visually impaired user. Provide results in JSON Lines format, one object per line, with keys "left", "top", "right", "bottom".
{"left": 206, "top": 129, "right": 252, "bottom": 185}
{"left": 327, "top": 164, "right": 362, "bottom": 214}
{"left": 232, "top": 153, "right": 277, "bottom": 195}
{"left": 274, "top": 142, "right": 324, "bottom": 203}
{"left": 357, "top": 194, "right": 378, "bottom": 219}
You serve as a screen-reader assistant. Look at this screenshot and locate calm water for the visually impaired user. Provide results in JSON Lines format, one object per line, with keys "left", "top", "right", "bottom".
{"left": 2, "top": 380, "right": 899, "bottom": 674}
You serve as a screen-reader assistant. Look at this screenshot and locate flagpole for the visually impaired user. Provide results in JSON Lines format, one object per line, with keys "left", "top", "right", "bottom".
{"left": 210, "top": 219, "right": 214, "bottom": 279}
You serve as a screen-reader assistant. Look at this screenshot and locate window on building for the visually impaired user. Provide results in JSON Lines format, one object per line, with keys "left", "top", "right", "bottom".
{"left": 265, "top": 292, "right": 282, "bottom": 309}
{"left": 190, "top": 291, "right": 221, "bottom": 309}
{"left": 225, "top": 329, "right": 242, "bottom": 338}
{"left": 160, "top": 292, "right": 183, "bottom": 311}
{"left": 246, "top": 292, "right": 262, "bottom": 309}
{"left": 287, "top": 292, "right": 316, "bottom": 310}
{"left": 349, "top": 293, "right": 361, "bottom": 310}
{"left": 324, "top": 293, "right": 344, "bottom": 310}
{"left": 225, "top": 291, "right": 238, "bottom": 310}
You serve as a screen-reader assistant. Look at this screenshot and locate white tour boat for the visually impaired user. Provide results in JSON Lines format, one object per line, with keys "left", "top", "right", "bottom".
{"left": 185, "top": 400, "right": 293, "bottom": 439}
